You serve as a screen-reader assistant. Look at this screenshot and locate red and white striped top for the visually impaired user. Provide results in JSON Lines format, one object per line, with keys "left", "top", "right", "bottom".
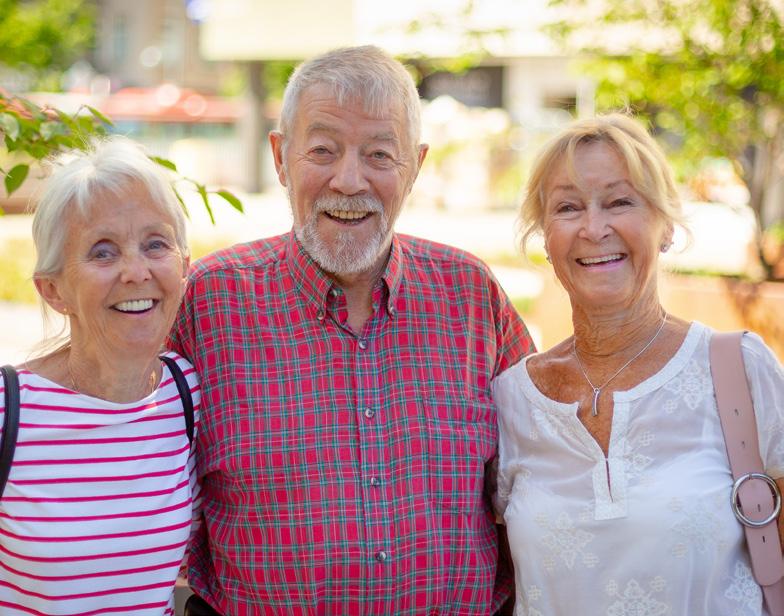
{"left": 0, "top": 352, "right": 201, "bottom": 616}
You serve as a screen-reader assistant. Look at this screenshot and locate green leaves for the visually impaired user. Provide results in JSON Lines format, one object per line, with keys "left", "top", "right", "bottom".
{"left": 217, "top": 190, "right": 243, "bottom": 213}
{"left": 4, "top": 163, "right": 28, "bottom": 195}
{"left": 0, "top": 91, "right": 245, "bottom": 221}
{"left": 149, "top": 156, "right": 178, "bottom": 172}
{"left": 0, "top": 113, "right": 20, "bottom": 140}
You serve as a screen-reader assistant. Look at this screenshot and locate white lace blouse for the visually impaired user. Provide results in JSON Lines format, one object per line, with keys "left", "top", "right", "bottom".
{"left": 493, "top": 322, "right": 784, "bottom": 616}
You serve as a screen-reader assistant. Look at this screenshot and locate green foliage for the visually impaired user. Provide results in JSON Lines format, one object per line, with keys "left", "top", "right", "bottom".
{"left": 0, "top": 0, "right": 94, "bottom": 85}
{"left": 548, "top": 0, "right": 784, "bottom": 278}
{"left": 400, "top": 0, "right": 507, "bottom": 79}
{"left": 0, "top": 91, "right": 243, "bottom": 219}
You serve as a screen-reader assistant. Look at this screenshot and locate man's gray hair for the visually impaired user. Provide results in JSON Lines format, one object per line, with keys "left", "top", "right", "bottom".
{"left": 278, "top": 45, "right": 422, "bottom": 153}
{"left": 32, "top": 135, "right": 189, "bottom": 279}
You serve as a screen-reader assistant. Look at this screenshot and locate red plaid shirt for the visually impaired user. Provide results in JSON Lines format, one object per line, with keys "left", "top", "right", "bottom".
{"left": 169, "top": 232, "right": 534, "bottom": 615}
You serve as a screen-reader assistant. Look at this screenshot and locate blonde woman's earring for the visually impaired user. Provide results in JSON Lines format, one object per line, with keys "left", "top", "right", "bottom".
{"left": 660, "top": 242, "right": 673, "bottom": 253}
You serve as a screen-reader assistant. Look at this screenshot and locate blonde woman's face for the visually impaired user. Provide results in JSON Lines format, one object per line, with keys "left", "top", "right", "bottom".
{"left": 542, "top": 141, "right": 669, "bottom": 313}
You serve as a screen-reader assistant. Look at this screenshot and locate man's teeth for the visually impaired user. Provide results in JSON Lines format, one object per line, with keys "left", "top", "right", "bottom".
{"left": 579, "top": 254, "right": 624, "bottom": 265}
{"left": 327, "top": 210, "right": 369, "bottom": 220}
{"left": 114, "top": 299, "right": 154, "bottom": 312}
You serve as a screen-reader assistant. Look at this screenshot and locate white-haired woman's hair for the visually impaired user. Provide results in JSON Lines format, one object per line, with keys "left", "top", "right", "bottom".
{"left": 278, "top": 45, "right": 422, "bottom": 154}
{"left": 32, "top": 135, "right": 188, "bottom": 279}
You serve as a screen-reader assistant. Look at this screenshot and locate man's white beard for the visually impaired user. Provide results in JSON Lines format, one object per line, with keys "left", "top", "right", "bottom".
{"left": 293, "top": 192, "right": 391, "bottom": 276}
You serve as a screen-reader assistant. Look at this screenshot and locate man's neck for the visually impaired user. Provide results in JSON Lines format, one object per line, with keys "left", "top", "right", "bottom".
{"left": 329, "top": 249, "right": 389, "bottom": 334}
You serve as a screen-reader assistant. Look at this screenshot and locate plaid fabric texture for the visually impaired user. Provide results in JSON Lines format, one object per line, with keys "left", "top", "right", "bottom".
{"left": 169, "top": 232, "right": 534, "bottom": 615}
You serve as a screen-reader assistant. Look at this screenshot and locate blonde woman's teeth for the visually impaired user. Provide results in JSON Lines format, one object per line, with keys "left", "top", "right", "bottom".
{"left": 578, "top": 254, "right": 624, "bottom": 265}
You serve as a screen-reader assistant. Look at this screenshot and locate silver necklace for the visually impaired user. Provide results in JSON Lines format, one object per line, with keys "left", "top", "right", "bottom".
{"left": 573, "top": 313, "right": 668, "bottom": 417}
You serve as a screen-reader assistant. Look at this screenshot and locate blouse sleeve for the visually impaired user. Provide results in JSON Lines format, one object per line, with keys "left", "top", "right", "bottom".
{"left": 741, "top": 332, "right": 784, "bottom": 478}
{"left": 492, "top": 367, "right": 518, "bottom": 521}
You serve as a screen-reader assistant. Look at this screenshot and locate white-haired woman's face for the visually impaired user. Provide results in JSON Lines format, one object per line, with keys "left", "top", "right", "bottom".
{"left": 37, "top": 181, "right": 189, "bottom": 363}
{"left": 542, "top": 141, "right": 671, "bottom": 313}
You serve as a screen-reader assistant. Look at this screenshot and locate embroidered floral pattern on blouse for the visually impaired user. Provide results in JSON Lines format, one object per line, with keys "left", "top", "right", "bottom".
{"left": 663, "top": 358, "right": 713, "bottom": 411}
{"left": 605, "top": 578, "right": 669, "bottom": 616}
{"left": 537, "top": 511, "right": 597, "bottom": 570}
{"left": 672, "top": 500, "right": 722, "bottom": 554}
{"left": 624, "top": 429, "right": 655, "bottom": 482}
{"left": 724, "top": 562, "right": 762, "bottom": 615}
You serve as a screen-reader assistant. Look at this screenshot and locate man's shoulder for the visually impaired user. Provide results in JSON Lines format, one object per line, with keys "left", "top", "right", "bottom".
{"left": 397, "top": 233, "right": 495, "bottom": 275}
{"left": 189, "top": 233, "right": 290, "bottom": 280}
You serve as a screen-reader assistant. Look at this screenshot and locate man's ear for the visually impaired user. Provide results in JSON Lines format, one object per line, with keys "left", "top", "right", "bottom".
{"left": 416, "top": 143, "right": 429, "bottom": 174}
{"left": 35, "top": 276, "right": 69, "bottom": 315}
{"left": 406, "top": 143, "right": 429, "bottom": 193}
{"left": 269, "top": 131, "right": 287, "bottom": 187}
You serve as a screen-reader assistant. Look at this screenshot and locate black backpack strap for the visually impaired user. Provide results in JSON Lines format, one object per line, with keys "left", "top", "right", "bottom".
{"left": 159, "top": 355, "right": 194, "bottom": 446}
{"left": 0, "top": 365, "right": 20, "bottom": 499}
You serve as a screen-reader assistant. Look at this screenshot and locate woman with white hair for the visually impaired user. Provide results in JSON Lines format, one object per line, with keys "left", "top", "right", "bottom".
{"left": 0, "top": 136, "right": 200, "bottom": 615}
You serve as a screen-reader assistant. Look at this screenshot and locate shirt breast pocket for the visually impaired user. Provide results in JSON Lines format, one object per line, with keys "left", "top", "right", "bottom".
{"left": 424, "top": 399, "right": 496, "bottom": 513}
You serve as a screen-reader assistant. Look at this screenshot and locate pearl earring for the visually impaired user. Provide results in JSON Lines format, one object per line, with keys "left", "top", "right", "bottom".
{"left": 545, "top": 254, "right": 552, "bottom": 263}
{"left": 660, "top": 241, "right": 673, "bottom": 253}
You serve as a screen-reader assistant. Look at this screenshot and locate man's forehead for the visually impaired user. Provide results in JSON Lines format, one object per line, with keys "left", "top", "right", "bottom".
{"left": 298, "top": 84, "right": 405, "bottom": 125}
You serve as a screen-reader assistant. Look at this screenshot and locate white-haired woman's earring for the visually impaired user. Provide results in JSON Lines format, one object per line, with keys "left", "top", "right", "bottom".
{"left": 545, "top": 254, "right": 552, "bottom": 263}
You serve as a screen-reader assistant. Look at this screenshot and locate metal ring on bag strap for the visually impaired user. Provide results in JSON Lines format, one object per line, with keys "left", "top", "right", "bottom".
{"left": 731, "top": 472, "right": 782, "bottom": 528}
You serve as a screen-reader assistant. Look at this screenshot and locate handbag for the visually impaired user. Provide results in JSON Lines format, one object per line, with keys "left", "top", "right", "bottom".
{"left": 710, "top": 331, "right": 784, "bottom": 615}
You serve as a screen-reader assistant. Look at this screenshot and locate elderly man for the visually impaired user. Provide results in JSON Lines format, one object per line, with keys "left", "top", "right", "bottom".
{"left": 172, "top": 45, "right": 534, "bottom": 615}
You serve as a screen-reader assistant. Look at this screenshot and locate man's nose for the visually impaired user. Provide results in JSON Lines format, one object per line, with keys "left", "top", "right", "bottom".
{"left": 328, "top": 152, "right": 369, "bottom": 195}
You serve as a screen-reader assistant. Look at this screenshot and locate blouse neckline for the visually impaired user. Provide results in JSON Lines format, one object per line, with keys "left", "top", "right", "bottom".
{"left": 518, "top": 321, "right": 706, "bottom": 415}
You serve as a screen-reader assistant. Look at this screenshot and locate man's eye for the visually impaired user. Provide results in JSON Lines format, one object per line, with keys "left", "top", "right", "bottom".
{"left": 371, "top": 151, "right": 391, "bottom": 160}
{"left": 310, "top": 146, "right": 331, "bottom": 156}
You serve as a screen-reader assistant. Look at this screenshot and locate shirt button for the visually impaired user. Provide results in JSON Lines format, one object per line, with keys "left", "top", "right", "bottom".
{"left": 388, "top": 306, "right": 396, "bottom": 317}
{"left": 316, "top": 310, "right": 325, "bottom": 321}
{"left": 358, "top": 339, "right": 368, "bottom": 350}
{"left": 369, "top": 476, "right": 381, "bottom": 487}
{"left": 375, "top": 550, "right": 388, "bottom": 563}
{"left": 363, "top": 407, "right": 375, "bottom": 419}
{"left": 330, "top": 288, "right": 338, "bottom": 297}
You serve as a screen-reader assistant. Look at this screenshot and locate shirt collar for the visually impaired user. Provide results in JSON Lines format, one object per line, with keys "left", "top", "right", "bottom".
{"left": 287, "top": 231, "right": 404, "bottom": 319}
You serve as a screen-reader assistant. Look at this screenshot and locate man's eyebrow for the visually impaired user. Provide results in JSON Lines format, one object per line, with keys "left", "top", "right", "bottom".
{"left": 304, "top": 122, "right": 399, "bottom": 143}
{"left": 304, "top": 121, "right": 336, "bottom": 136}
{"left": 370, "top": 131, "right": 398, "bottom": 142}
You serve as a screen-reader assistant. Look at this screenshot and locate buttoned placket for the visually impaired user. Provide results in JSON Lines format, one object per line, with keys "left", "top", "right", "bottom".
{"left": 318, "top": 282, "right": 396, "bottom": 580}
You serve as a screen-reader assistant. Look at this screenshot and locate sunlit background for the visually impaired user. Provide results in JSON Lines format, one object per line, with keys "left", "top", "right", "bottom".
{"left": 1, "top": 0, "right": 783, "bottom": 367}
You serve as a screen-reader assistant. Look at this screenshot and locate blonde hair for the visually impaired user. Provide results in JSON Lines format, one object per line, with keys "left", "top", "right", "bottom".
{"left": 519, "top": 113, "right": 684, "bottom": 251}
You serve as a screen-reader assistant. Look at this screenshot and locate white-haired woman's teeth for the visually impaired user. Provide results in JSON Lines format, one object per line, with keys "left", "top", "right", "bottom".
{"left": 327, "top": 210, "right": 368, "bottom": 220}
{"left": 579, "top": 254, "right": 624, "bottom": 265}
{"left": 114, "top": 299, "right": 154, "bottom": 312}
